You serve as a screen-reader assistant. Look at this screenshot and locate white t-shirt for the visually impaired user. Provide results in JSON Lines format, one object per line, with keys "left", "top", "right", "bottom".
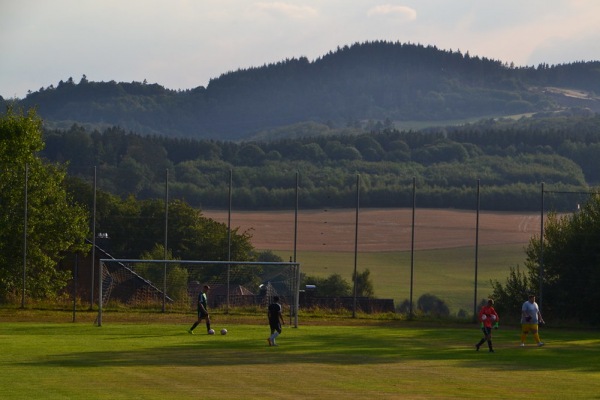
{"left": 521, "top": 300, "right": 540, "bottom": 324}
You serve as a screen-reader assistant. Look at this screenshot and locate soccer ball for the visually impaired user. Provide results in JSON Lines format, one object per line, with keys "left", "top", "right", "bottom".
{"left": 481, "top": 315, "right": 487, "bottom": 320}
{"left": 208, "top": 329, "right": 215, "bottom": 335}
{"left": 221, "top": 328, "right": 228, "bottom": 335}
{"left": 491, "top": 315, "right": 497, "bottom": 321}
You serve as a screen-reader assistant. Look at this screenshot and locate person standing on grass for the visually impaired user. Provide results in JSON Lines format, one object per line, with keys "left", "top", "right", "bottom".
{"left": 520, "top": 294, "right": 545, "bottom": 347}
{"left": 267, "top": 296, "right": 285, "bottom": 346}
{"left": 475, "top": 299, "right": 499, "bottom": 352}
{"left": 188, "top": 285, "right": 211, "bottom": 334}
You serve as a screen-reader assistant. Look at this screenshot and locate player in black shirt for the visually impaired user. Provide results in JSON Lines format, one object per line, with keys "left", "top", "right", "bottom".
{"left": 267, "top": 296, "right": 285, "bottom": 346}
{"left": 188, "top": 285, "right": 211, "bottom": 334}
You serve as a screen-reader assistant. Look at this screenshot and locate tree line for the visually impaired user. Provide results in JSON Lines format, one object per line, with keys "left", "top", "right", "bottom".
{"left": 40, "top": 113, "right": 600, "bottom": 212}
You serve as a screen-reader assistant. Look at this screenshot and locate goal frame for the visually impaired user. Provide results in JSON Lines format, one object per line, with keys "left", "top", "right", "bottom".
{"left": 97, "top": 259, "right": 301, "bottom": 327}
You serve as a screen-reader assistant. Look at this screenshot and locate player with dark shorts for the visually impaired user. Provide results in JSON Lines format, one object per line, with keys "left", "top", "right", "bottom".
{"left": 188, "top": 285, "right": 211, "bottom": 334}
{"left": 267, "top": 296, "right": 285, "bottom": 346}
{"left": 475, "top": 299, "right": 499, "bottom": 353}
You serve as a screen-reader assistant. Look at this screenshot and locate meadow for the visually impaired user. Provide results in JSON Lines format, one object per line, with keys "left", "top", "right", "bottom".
{"left": 286, "top": 243, "right": 527, "bottom": 315}
{"left": 1, "top": 311, "right": 599, "bottom": 399}
{"left": 204, "top": 208, "right": 535, "bottom": 314}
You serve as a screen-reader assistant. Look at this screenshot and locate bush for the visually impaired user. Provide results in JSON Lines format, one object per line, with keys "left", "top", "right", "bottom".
{"left": 417, "top": 293, "right": 450, "bottom": 317}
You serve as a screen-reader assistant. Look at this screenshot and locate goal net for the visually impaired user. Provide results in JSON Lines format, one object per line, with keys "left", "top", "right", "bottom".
{"left": 96, "top": 259, "right": 300, "bottom": 327}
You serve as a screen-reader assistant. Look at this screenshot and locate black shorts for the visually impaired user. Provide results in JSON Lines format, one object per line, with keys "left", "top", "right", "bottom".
{"left": 481, "top": 326, "right": 492, "bottom": 336}
{"left": 198, "top": 309, "right": 209, "bottom": 318}
{"left": 269, "top": 321, "right": 281, "bottom": 331}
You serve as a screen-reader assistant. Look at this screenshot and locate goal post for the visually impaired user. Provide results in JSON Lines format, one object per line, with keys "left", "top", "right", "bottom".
{"left": 97, "top": 259, "right": 301, "bottom": 328}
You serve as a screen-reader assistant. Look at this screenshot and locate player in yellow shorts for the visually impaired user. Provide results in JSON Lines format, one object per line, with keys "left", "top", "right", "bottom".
{"left": 520, "top": 294, "right": 545, "bottom": 347}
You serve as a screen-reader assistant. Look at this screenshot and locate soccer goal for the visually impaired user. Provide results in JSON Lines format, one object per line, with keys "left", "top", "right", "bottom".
{"left": 97, "top": 259, "right": 300, "bottom": 327}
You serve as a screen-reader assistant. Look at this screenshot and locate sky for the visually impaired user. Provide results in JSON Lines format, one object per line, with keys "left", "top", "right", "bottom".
{"left": 1, "top": 0, "right": 600, "bottom": 99}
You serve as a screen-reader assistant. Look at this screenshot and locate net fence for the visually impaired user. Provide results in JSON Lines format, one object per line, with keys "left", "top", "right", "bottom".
{"left": 97, "top": 259, "right": 300, "bottom": 326}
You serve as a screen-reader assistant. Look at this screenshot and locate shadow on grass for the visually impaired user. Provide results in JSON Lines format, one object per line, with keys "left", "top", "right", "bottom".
{"left": 10, "top": 324, "right": 600, "bottom": 373}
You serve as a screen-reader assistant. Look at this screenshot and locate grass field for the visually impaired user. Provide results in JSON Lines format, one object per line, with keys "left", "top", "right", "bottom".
{"left": 1, "top": 311, "right": 599, "bottom": 399}
{"left": 278, "top": 243, "right": 527, "bottom": 315}
{"left": 3, "top": 208, "right": 568, "bottom": 399}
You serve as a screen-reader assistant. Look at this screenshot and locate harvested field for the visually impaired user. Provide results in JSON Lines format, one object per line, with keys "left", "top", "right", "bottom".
{"left": 203, "top": 208, "right": 540, "bottom": 252}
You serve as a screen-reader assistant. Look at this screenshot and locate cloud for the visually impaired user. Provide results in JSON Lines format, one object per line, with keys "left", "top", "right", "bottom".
{"left": 3, "top": 0, "right": 600, "bottom": 99}
{"left": 367, "top": 4, "right": 416, "bottom": 22}
{"left": 253, "top": 2, "right": 319, "bottom": 19}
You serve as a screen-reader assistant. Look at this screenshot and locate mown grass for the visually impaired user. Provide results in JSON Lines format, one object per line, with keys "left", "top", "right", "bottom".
{"left": 1, "top": 310, "right": 599, "bottom": 399}
{"left": 279, "top": 243, "right": 527, "bottom": 314}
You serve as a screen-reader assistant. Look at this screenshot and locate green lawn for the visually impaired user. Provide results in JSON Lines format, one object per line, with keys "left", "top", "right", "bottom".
{"left": 1, "top": 314, "right": 598, "bottom": 399}
{"left": 280, "top": 243, "right": 527, "bottom": 314}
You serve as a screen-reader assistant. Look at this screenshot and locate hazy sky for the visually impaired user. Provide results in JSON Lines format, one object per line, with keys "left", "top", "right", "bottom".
{"left": 2, "top": 0, "right": 599, "bottom": 99}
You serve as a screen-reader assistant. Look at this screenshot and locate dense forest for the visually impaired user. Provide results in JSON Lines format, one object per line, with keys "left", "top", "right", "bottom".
{"left": 40, "top": 112, "right": 600, "bottom": 212}
{"left": 3, "top": 41, "right": 600, "bottom": 141}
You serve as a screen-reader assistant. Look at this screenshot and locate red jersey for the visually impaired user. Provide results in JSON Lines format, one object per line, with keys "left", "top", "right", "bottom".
{"left": 478, "top": 305, "right": 499, "bottom": 328}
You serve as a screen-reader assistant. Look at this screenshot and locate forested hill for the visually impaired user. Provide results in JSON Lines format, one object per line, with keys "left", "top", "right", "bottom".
{"left": 4, "top": 41, "right": 600, "bottom": 141}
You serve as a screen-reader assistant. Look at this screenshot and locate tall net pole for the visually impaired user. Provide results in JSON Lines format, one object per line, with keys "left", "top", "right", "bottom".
{"left": 473, "top": 179, "right": 480, "bottom": 320}
{"left": 162, "top": 168, "right": 169, "bottom": 313}
{"left": 539, "top": 182, "right": 545, "bottom": 310}
{"left": 292, "top": 170, "right": 299, "bottom": 326}
{"left": 409, "top": 177, "right": 416, "bottom": 318}
{"left": 90, "top": 166, "right": 96, "bottom": 309}
{"left": 21, "top": 163, "right": 28, "bottom": 309}
{"left": 227, "top": 169, "right": 232, "bottom": 313}
{"left": 352, "top": 174, "right": 360, "bottom": 318}
{"left": 293, "top": 261, "right": 300, "bottom": 328}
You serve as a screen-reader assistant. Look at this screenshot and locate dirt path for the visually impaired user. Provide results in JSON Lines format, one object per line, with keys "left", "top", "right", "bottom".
{"left": 203, "top": 208, "right": 539, "bottom": 252}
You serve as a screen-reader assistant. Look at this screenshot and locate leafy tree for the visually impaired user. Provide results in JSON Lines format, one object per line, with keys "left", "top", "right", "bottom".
{"left": 166, "top": 199, "right": 257, "bottom": 283}
{"left": 64, "top": 176, "right": 257, "bottom": 266}
{"left": 236, "top": 144, "right": 265, "bottom": 166}
{"left": 114, "top": 156, "right": 150, "bottom": 196}
{"left": 490, "top": 265, "right": 531, "bottom": 322}
{"left": 417, "top": 293, "right": 450, "bottom": 317}
{"left": 138, "top": 244, "right": 189, "bottom": 302}
{"left": 353, "top": 268, "right": 374, "bottom": 297}
{"left": 396, "top": 299, "right": 411, "bottom": 314}
{"left": 254, "top": 250, "right": 283, "bottom": 263}
{"left": 354, "top": 136, "right": 384, "bottom": 161}
{"left": 297, "top": 143, "right": 326, "bottom": 162}
{"left": 303, "top": 273, "right": 352, "bottom": 297}
{"left": 0, "top": 108, "right": 89, "bottom": 301}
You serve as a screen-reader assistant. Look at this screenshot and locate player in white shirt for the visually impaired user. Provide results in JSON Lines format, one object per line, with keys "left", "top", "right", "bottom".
{"left": 520, "top": 294, "right": 545, "bottom": 347}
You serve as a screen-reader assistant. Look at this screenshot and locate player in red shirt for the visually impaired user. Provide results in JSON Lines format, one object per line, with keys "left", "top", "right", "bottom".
{"left": 475, "top": 299, "right": 500, "bottom": 352}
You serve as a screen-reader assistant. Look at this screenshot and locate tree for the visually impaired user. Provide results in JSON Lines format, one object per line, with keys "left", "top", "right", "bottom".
{"left": 303, "top": 273, "right": 351, "bottom": 297}
{"left": 416, "top": 293, "right": 450, "bottom": 317}
{"left": 115, "top": 156, "right": 149, "bottom": 196}
{"left": 490, "top": 265, "right": 531, "bottom": 322}
{"left": 236, "top": 144, "right": 265, "bottom": 166}
{"left": 353, "top": 268, "right": 374, "bottom": 297}
{"left": 138, "top": 244, "right": 189, "bottom": 302}
{"left": 492, "top": 194, "right": 600, "bottom": 325}
{"left": 0, "top": 108, "right": 89, "bottom": 301}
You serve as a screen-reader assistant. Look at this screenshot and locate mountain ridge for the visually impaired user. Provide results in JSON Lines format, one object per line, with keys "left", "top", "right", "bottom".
{"left": 4, "top": 41, "right": 600, "bottom": 140}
